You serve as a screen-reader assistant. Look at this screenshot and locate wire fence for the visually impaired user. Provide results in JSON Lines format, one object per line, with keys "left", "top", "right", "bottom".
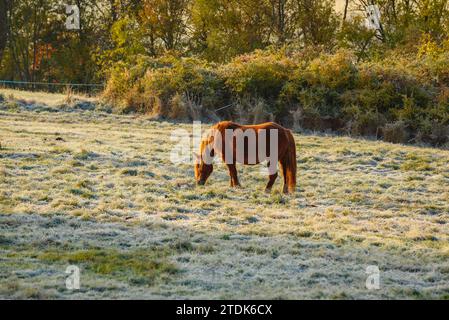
{"left": 0, "top": 80, "right": 105, "bottom": 95}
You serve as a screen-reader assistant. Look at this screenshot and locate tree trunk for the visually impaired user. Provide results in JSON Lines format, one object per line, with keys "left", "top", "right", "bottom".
{"left": 343, "top": 0, "right": 349, "bottom": 22}
{"left": 0, "top": 0, "right": 8, "bottom": 64}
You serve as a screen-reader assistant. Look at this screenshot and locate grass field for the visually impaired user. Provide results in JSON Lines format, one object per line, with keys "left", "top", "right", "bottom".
{"left": 1, "top": 89, "right": 449, "bottom": 299}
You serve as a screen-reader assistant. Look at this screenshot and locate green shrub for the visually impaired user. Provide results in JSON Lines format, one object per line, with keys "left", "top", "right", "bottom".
{"left": 304, "top": 50, "right": 358, "bottom": 91}
{"left": 102, "top": 46, "right": 447, "bottom": 146}
{"left": 220, "top": 50, "right": 294, "bottom": 100}
{"left": 344, "top": 107, "right": 386, "bottom": 137}
{"left": 280, "top": 50, "right": 358, "bottom": 124}
{"left": 383, "top": 121, "right": 409, "bottom": 144}
{"left": 141, "top": 56, "right": 226, "bottom": 119}
{"left": 220, "top": 50, "right": 295, "bottom": 119}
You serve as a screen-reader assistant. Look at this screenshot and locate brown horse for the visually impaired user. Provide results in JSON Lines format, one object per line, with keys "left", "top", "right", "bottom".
{"left": 194, "top": 121, "right": 297, "bottom": 193}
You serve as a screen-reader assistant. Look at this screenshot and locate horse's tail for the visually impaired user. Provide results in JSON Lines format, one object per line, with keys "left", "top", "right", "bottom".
{"left": 284, "top": 129, "right": 297, "bottom": 192}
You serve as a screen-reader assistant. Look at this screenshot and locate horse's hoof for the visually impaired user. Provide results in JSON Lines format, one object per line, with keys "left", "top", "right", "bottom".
{"left": 265, "top": 188, "right": 272, "bottom": 193}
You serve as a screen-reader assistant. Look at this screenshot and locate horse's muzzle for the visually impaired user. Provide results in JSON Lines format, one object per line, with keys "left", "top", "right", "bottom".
{"left": 197, "top": 180, "right": 205, "bottom": 185}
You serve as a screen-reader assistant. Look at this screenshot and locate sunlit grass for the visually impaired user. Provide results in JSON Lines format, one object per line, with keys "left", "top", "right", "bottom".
{"left": 1, "top": 99, "right": 449, "bottom": 299}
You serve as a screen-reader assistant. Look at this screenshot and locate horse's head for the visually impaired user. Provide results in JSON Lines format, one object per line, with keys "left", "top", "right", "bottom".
{"left": 194, "top": 136, "right": 215, "bottom": 185}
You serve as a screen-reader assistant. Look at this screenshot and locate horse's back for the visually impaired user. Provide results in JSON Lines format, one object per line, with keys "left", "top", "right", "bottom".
{"left": 215, "top": 121, "right": 287, "bottom": 132}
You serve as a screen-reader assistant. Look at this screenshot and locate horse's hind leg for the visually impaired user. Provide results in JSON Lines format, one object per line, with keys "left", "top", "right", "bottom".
{"left": 265, "top": 162, "right": 278, "bottom": 193}
{"left": 226, "top": 164, "right": 240, "bottom": 187}
{"left": 279, "top": 159, "right": 288, "bottom": 194}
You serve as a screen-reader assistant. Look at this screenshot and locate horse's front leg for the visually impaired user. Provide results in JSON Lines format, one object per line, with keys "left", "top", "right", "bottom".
{"left": 226, "top": 164, "right": 240, "bottom": 187}
{"left": 265, "top": 162, "right": 278, "bottom": 193}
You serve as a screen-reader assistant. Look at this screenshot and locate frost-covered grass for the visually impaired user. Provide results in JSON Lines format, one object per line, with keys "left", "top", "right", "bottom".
{"left": 0, "top": 88, "right": 97, "bottom": 107}
{"left": 1, "top": 95, "right": 449, "bottom": 299}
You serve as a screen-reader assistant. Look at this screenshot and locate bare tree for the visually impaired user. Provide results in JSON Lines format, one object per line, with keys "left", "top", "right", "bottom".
{"left": 343, "top": 0, "right": 350, "bottom": 21}
{"left": 354, "top": 0, "right": 386, "bottom": 41}
{"left": 269, "top": 0, "right": 288, "bottom": 44}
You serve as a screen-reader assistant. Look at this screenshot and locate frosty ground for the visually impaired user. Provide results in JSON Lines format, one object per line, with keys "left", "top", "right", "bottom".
{"left": 0, "top": 89, "right": 448, "bottom": 299}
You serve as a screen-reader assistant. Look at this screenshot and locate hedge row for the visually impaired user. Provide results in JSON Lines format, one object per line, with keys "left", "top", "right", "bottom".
{"left": 103, "top": 46, "right": 449, "bottom": 146}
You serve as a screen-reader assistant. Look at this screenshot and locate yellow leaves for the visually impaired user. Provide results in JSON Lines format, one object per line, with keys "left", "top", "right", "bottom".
{"left": 417, "top": 34, "right": 444, "bottom": 59}
{"left": 306, "top": 49, "right": 357, "bottom": 89}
